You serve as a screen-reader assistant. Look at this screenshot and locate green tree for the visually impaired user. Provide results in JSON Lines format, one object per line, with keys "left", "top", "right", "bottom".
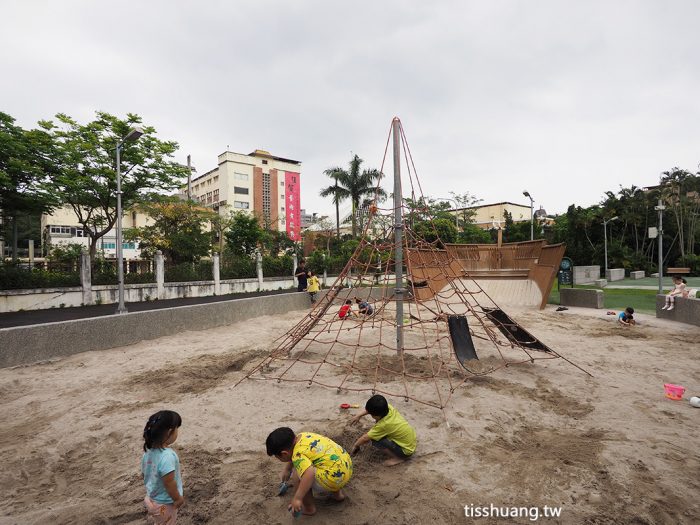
{"left": 414, "top": 218, "right": 457, "bottom": 246}
{"left": 42, "top": 111, "right": 187, "bottom": 260}
{"left": 449, "top": 191, "right": 482, "bottom": 231}
{"left": 224, "top": 212, "right": 264, "bottom": 256}
{"left": 0, "top": 112, "right": 60, "bottom": 260}
{"left": 125, "top": 198, "right": 214, "bottom": 263}
{"left": 659, "top": 168, "right": 700, "bottom": 262}
{"left": 321, "top": 154, "right": 385, "bottom": 237}
{"left": 319, "top": 168, "right": 349, "bottom": 239}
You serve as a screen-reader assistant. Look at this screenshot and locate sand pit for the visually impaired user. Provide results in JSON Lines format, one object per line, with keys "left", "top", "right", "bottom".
{"left": 1, "top": 306, "right": 699, "bottom": 524}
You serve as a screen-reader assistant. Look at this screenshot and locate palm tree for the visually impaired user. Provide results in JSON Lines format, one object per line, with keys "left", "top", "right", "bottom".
{"left": 320, "top": 167, "right": 350, "bottom": 239}
{"left": 320, "top": 154, "right": 385, "bottom": 237}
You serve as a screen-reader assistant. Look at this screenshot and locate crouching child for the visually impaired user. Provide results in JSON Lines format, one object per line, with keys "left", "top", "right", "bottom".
{"left": 351, "top": 394, "right": 417, "bottom": 466}
{"left": 266, "top": 427, "right": 352, "bottom": 516}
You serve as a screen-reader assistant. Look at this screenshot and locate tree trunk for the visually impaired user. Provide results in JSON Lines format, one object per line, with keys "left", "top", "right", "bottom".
{"left": 12, "top": 215, "right": 18, "bottom": 262}
{"left": 335, "top": 200, "right": 340, "bottom": 239}
{"left": 89, "top": 236, "right": 98, "bottom": 262}
{"left": 351, "top": 200, "right": 357, "bottom": 237}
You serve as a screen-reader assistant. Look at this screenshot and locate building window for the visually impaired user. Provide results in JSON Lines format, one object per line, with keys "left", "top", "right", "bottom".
{"left": 280, "top": 181, "right": 284, "bottom": 186}
{"left": 50, "top": 226, "right": 72, "bottom": 234}
{"left": 262, "top": 173, "right": 271, "bottom": 222}
{"left": 281, "top": 206, "right": 285, "bottom": 211}
{"left": 213, "top": 176, "right": 218, "bottom": 182}
{"left": 207, "top": 191, "right": 213, "bottom": 204}
{"left": 234, "top": 186, "right": 249, "bottom": 195}
{"left": 262, "top": 159, "right": 268, "bottom": 165}
{"left": 234, "top": 172, "right": 249, "bottom": 181}
{"left": 280, "top": 194, "right": 284, "bottom": 199}
{"left": 213, "top": 189, "right": 219, "bottom": 202}
{"left": 234, "top": 201, "right": 249, "bottom": 209}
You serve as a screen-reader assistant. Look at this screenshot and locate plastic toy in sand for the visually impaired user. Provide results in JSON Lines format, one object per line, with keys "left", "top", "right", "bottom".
{"left": 340, "top": 403, "right": 359, "bottom": 409}
{"left": 664, "top": 383, "right": 685, "bottom": 400}
{"left": 690, "top": 396, "right": 700, "bottom": 408}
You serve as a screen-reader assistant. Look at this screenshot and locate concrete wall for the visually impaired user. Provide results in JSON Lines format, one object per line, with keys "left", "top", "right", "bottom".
{"left": 573, "top": 265, "right": 600, "bottom": 284}
{"left": 0, "top": 276, "right": 297, "bottom": 313}
{"left": 560, "top": 288, "right": 604, "bottom": 309}
{"left": 0, "top": 291, "right": 315, "bottom": 368}
{"left": 655, "top": 295, "right": 700, "bottom": 327}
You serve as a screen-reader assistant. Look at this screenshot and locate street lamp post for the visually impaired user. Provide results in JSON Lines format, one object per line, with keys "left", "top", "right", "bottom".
{"left": 655, "top": 199, "right": 665, "bottom": 295}
{"left": 115, "top": 127, "right": 144, "bottom": 314}
{"left": 603, "top": 216, "right": 619, "bottom": 278}
{"left": 523, "top": 191, "right": 534, "bottom": 241}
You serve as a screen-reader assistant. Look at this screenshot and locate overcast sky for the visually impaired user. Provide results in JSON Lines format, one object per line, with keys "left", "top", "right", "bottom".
{"left": 2, "top": 0, "right": 699, "bottom": 218}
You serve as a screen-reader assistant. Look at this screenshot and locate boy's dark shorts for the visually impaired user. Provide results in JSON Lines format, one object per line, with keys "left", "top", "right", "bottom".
{"left": 371, "top": 438, "right": 411, "bottom": 459}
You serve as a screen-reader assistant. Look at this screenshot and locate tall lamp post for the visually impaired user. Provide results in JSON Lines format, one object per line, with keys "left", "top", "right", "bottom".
{"left": 115, "top": 127, "right": 144, "bottom": 314}
{"left": 523, "top": 191, "right": 534, "bottom": 240}
{"left": 603, "top": 216, "right": 618, "bottom": 278}
{"left": 655, "top": 199, "right": 665, "bottom": 295}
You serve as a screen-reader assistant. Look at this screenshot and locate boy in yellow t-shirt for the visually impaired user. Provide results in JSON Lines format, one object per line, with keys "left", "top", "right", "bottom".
{"left": 266, "top": 427, "right": 352, "bottom": 517}
{"left": 306, "top": 271, "right": 320, "bottom": 304}
{"left": 351, "top": 394, "right": 417, "bottom": 466}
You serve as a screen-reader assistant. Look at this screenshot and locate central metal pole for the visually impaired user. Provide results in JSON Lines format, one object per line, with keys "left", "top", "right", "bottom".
{"left": 392, "top": 118, "right": 404, "bottom": 354}
{"left": 657, "top": 198, "right": 664, "bottom": 295}
{"left": 116, "top": 143, "right": 127, "bottom": 314}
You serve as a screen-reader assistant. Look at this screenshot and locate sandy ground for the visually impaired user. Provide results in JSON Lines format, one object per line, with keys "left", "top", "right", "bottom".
{"left": 0, "top": 306, "right": 699, "bottom": 524}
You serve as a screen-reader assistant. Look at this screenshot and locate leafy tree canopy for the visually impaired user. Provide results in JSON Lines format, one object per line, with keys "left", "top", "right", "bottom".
{"left": 125, "top": 197, "right": 215, "bottom": 264}
{"left": 42, "top": 111, "right": 187, "bottom": 259}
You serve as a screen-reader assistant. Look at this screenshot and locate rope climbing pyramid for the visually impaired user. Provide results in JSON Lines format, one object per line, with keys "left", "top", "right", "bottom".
{"left": 239, "top": 118, "right": 590, "bottom": 410}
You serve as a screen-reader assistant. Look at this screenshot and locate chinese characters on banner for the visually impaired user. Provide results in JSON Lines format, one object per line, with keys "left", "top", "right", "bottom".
{"left": 284, "top": 171, "right": 301, "bottom": 241}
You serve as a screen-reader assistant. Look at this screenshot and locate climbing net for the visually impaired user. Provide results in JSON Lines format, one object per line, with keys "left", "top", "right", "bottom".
{"left": 238, "top": 119, "right": 589, "bottom": 410}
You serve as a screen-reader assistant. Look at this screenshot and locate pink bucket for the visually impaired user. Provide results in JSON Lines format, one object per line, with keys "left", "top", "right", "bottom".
{"left": 664, "top": 383, "right": 685, "bottom": 400}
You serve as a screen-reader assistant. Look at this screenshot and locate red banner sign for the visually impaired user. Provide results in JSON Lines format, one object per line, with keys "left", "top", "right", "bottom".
{"left": 284, "top": 171, "right": 301, "bottom": 241}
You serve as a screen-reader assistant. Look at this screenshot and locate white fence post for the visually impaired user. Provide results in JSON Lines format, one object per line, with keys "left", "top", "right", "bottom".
{"left": 155, "top": 251, "right": 165, "bottom": 300}
{"left": 80, "top": 250, "right": 93, "bottom": 306}
{"left": 213, "top": 253, "right": 221, "bottom": 295}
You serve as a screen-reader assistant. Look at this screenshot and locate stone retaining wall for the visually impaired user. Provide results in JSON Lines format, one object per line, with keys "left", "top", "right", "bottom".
{"left": 656, "top": 295, "right": 700, "bottom": 327}
{"left": 0, "top": 291, "right": 315, "bottom": 368}
{"left": 560, "top": 288, "right": 604, "bottom": 309}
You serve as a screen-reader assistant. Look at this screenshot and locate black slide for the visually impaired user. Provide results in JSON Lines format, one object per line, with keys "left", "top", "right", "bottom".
{"left": 482, "top": 308, "right": 552, "bottom": 353}
{"left": 448, "top": 314, "right": 479, "bottom": 365}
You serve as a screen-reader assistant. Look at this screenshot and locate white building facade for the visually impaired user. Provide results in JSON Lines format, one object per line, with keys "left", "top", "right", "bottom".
{"left": 182, "top": 149, "right": 302, "bottom": 241}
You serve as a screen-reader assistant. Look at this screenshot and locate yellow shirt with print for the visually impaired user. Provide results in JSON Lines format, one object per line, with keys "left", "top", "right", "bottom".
{"left": 367, "top": 404, "right": 417, "bottom": 455}
{"left": 307, "top": 276, "right": 320, "bottom": 293}
{"left": 292, "top": 433, "right": 353, "bottom": 491}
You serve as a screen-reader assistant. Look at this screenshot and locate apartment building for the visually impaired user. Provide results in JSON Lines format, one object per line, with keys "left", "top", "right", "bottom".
{"left": 455, "top": 201, "right": 533, "bottom": 229}
{"left": 182, "top": 149, "right": 302, "bottom": 241}
{"left": 41, "top": 206, "right": 152, "bottom": 259}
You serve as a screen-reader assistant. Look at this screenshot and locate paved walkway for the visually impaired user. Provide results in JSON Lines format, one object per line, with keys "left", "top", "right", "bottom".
{"left": 0, "top": 289, "right": 299, "bottom": 329}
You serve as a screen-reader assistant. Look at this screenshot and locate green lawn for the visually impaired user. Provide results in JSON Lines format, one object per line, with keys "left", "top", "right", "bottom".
{"left": 548, "top": 285, "right": 658, "bottom": 314}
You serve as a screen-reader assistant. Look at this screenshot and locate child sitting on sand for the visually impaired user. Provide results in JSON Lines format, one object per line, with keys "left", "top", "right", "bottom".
{"left": 141, "top": 410, "right": 185, "bottom": 524}
{"left": 354, "top": 297, "right": 374, "bottom": 316}
{"left": 338, "top": 299, "right": 355, "bottom": 319}
{"left": 618, "top": 307, "right": 635, "bottom": 326}
{"left": 351, "top": 394, "right": 417, "bottom": 466}
{"left": 266, "top": 427, "right": 353, "bottom": 517}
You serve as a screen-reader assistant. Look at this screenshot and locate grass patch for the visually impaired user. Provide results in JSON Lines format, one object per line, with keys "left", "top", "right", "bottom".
{"left": 548, "top": 285, "right": 658, "bottom": 314}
